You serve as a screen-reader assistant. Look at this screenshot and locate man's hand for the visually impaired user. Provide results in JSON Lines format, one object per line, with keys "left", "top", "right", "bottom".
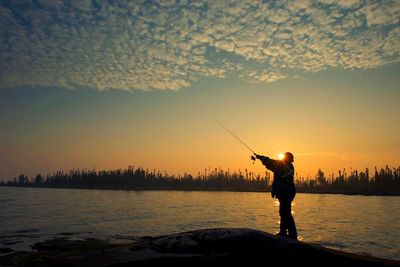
{"left": 251, "top": 154, "right": 263, "bottom": 161}
{"left": 255, "top": 154, "right": 266, "bottom": 160}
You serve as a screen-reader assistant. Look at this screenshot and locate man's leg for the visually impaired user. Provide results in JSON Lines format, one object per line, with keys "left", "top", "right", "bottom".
{"left": 287, "top": 212, "right": 298, "bottom": 239}
{"left": 278, "top": 198, "right": 290, "bottom": 236}
{"left": 279, "top": 198, "right": 297, "bottom": 239}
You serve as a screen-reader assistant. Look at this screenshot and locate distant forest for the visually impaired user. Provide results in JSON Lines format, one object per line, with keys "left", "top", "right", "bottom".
{"left": 1, "top": 165, "right": 400, "bottom": 195}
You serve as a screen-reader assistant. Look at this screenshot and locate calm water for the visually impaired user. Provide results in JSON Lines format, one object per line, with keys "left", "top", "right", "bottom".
{"left": 0, "top": 187, "right": 399, "bottom": 260}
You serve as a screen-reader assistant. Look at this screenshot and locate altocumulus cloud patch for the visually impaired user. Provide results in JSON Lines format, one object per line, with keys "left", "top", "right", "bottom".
{"left": 0, "top": 0, "right": 399, "bottom": 91}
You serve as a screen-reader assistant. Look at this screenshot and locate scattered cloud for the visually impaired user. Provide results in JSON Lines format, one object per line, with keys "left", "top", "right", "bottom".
{"left": 0, "top": 0, "right": 399, "bottom": 91}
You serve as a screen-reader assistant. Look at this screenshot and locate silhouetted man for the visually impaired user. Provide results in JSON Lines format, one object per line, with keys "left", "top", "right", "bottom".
{"left": 252, "top": 152, "right": 298, "bottom": 239}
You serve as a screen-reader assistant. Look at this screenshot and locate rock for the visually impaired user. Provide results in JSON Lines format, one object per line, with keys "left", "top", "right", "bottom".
{"left": 0, "top": 228, "right": 398, "bottom": 267}
{"left": 0, "top": 247, "right": 13, "bottom": 253}
{"left": 148, "top": 228, "right": 288, "bottom": 254}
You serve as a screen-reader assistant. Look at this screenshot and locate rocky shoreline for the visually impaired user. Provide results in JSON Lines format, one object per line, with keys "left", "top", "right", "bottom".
{"left": 0, "top": 228, "right": 399, "bottom": 266}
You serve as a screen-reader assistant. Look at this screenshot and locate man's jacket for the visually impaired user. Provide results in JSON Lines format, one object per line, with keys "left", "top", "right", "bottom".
{"left": 257, "top": 155, "right": 296, "bottom": 199}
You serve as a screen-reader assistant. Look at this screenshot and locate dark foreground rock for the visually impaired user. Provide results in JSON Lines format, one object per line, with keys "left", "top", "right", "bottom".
{"left": 0, "top": 228, "right": 398, "bottom": 266}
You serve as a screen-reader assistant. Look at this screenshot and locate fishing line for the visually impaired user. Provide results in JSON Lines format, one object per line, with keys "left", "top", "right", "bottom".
{"left": 216, "top": 120, "right": 256, "bottom": 155}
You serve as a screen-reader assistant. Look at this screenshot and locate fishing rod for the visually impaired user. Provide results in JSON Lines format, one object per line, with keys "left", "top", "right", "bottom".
{"left": 217, "top": 121, "right": 258, "bottom": 163}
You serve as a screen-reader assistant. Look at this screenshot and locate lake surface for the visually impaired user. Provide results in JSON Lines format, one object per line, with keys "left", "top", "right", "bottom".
{"left": 0, "top": 187, "right": 399, "bottom": 260}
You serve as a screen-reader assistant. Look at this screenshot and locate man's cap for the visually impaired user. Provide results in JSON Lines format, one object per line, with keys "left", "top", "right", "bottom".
{"left": 284, "top": 152, "right": 294, "bottom": 162}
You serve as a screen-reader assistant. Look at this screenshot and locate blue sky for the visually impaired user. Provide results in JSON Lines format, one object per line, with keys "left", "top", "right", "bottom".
{"left": 0, "top": 0, "right": 399, "bottom": 180}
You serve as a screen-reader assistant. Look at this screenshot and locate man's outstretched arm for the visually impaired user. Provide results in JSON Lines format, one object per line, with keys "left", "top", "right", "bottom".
{"left": 253, "top": 154, "right": 277, "bottom": 171}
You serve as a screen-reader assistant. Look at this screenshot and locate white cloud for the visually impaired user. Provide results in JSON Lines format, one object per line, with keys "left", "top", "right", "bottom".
{"left": 267, "top": 8, "right": 291, "bottom": 24}
{"left": 383, "top": 27, "right": 400, "bottom": 56}
{"left": 253, "top": 71, "right": 286, "bottom": 83}
{"left": 336, "top": 0, "right": 362, "bottom": 8}
{"left": 0, "top": 0, "right": 399, "bottom": 91}
{"left": 361, "top": 1, "right": 400, "bottom": 26}
{"left": 70, "top": 0, "right": 92, "bottom": 12}
{"left": 240, "top": 68, "right": 286, "bottom": 84}
{"left": 287, "top": 0, "right": 312, "bottom": 10}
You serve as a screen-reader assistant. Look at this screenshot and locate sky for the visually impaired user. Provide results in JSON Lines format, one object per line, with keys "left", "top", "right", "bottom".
{"left": 0, "top": 0, "right": 399, "bottom": 181}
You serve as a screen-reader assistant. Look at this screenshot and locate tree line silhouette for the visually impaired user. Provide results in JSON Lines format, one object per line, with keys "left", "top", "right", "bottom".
{"left": 1, "top": 165, "right": 399, "bottom": 195}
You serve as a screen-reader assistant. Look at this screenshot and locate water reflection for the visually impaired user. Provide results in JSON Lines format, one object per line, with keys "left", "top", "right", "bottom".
{"left": 0, "top": 187, "right": 398, "bottom": 260}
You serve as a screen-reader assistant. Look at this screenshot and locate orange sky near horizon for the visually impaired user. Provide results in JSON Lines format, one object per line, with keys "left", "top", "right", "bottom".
{"left": 1, "top": 69, "right": 399, "bottom": 181}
